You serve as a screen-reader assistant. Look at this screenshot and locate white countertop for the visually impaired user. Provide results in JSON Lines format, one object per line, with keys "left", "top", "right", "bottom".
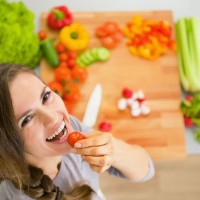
{"left": 8, "top": 0, "right": 200, "bottom": 154}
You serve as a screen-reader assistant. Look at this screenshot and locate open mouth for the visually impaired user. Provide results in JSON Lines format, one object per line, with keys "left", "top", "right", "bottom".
{"left": 46, "top": 121, "right": 68, "bottom": 142}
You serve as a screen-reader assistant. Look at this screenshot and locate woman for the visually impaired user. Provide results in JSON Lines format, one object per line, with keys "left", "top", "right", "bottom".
{"left": 0, "top": 63, "right": 155, "bottom": 199}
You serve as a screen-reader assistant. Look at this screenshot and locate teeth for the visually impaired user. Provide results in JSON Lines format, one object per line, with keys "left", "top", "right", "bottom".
{"left": 47, "top": 121, "right": 65, "bottom": 140}
{"left": 60, "top": 129, "right": 67, "bottom": 141}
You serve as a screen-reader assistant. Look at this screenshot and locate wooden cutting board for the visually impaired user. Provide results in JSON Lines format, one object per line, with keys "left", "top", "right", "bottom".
{"left": 40, "top": 10, "right": 186, "bottom": 160}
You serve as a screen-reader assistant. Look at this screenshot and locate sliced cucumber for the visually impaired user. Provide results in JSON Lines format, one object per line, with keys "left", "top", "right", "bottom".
{"left": 76, "top": 47, "right": 111, "bottom": 67}
{"left": 96, "top": 47, "right": 111, "bottom": 61}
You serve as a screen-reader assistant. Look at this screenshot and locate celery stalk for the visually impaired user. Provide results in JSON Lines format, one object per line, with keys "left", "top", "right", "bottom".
{"left": 176, "top": 18, "right": 200, "bottom": 92}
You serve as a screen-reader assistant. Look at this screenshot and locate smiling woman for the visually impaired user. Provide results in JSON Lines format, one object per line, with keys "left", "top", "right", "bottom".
{"left": 0, "top": 63, "right": 155, "bottom": 200}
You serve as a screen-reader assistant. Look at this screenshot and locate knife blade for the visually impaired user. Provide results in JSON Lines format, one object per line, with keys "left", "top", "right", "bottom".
{"left": 82, "top": 83, "right": 102, "bottom": 127}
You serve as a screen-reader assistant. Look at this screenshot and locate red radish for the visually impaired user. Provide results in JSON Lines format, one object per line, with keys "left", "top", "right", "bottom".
{"left": 67, "top": 132, "right": 85, "bottom": 147}
{"left": 122, "top": 88, "right": 133, "bottom": 98}
{"left": 99, "top": 121, "right": 112, "bottom": 132}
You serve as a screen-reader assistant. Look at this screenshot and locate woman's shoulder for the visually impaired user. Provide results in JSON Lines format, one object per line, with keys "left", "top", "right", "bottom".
{"left": 69, "top": 115, "right": 92, "bottom": 133}
{"left": 0, "top": 180, "right": 33, "bottom": 200}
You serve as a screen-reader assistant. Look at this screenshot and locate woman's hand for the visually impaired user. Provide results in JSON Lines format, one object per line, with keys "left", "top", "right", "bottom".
{"left": 72, "top": 131, "right": 119, "bottom": 173}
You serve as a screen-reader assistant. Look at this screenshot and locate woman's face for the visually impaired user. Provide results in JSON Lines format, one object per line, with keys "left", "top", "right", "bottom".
{"left": 9, "top": 72, "right": 74, "bottom": 158}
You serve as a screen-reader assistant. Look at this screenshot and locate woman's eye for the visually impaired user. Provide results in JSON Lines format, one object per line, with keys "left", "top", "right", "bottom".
{"left": 20, "top": 115, "right": 32, "bottom": 128}
{"left": 42, "top": 91, "right": 51, "bottom": 104}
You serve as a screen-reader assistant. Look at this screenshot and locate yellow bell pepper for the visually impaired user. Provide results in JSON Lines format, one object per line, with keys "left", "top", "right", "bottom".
{"left": 59, "top": 22, "right": 90, "bottom": 51}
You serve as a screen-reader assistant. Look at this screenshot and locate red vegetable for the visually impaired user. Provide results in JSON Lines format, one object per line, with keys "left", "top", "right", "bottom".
{"left": 47, "top": 5, "right": 73, "bottom": 30}
{"left": 67, "top": 131, "right": 85, "bottom": 147}
{"left": 99, "top": 121, "right": 112, "bottom": 132}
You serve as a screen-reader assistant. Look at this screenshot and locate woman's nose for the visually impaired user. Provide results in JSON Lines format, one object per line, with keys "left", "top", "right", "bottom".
{"left": 37, "top": 107, "right": 57, "bottom": 127}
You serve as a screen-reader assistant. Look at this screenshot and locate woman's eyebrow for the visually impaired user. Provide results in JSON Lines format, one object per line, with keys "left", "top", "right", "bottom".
{"left": 17, "top": 86, "right": 47, "bottom": 122}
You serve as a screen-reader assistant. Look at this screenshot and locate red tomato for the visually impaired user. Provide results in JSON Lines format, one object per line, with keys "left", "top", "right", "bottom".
{"left": 96, "top": 26, "right": 108, "bottom": 37}
{"left": 54, "top": 66, "right": 72, "bottom": 85}
{"left": 67, "top": 58, "right": 76, "bottom": 69}
{"left": 111, "top": 31, "right": 124, "bottom": 43}
{"left": 104, "top": 21, "right": 119, "bottom": 34}
{"left": 99, "top": 121, "right": 112, "bottom": 132}
{"left": 67, "top": 131, "right": 85, "bottom": 147}
{"left": 71, "top": 66, "right": 88, "bottom": 82}
{"left": 101, "top": 36, "right": 117, "bottom": 49}
{"left": 59, "top": 53, "right": 68, "bottom": 62}
{"left": 67, "top": 51, "right": 77, "bottom": 59}
{"left": 48, "top": 80, "right": 64, "bottom": 97}
{"left": 38, "top": 30, "right": 47, "bottom": 40}
{"left": 63, "top": 83, "right": 81, "bottom": 103}
{"left": 63, "top": 100, "right": 73, "bottom": 114}
{"left": 56, "top": 43, "right": 66, "bottom": 53}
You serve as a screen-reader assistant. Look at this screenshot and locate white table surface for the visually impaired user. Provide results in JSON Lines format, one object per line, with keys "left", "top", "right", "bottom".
{"left": 8, "top": 0, "right": 200, "bottom": 154}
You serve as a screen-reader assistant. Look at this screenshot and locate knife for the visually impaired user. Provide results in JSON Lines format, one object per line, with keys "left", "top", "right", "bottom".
{"left": 82, "top": 83, "right": 102, "bottom": 127}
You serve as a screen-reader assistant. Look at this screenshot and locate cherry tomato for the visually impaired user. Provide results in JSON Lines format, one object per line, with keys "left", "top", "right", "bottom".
{"left": 56, "top": 43, "right": 66, "bottom": 53}
{"left": 67, "top": 131, "right": 85, "bottom": 147}
{"left": 59, "top": 52, "right": 68, "bottom": 62}
{"left": 48, "top": 80, "right": 64, "bottom": 97}
{"left": 54, "top": 66, "right": 72, "bottom": 85}
{"left": 38, "top": 30, "right": 47, "bottom": 40}
{"left": 71, "top": 66, "right": 88, "bottom": 82}
{"left": 101, "top": 36, "right": 117, "bottom": 49}
{"left": 63, "top": 83, "right": 81, "bottom": 103}
{"left": 67, "top": 51, "right": 77, "bottom": 59}
{"left": 67, "top": 58, "right": 76, "bottom": 69}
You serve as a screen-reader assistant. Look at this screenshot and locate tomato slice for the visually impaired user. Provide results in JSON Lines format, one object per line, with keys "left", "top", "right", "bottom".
{"left": 67, "top": 131, "right": 85, "bottom": 147}
{"left": 101, "top": 36, "right": 117, "bottom": 49}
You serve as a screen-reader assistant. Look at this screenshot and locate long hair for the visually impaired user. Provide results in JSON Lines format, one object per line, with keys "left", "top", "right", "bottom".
{"left": 0, "top": 63, "right": 93, "bottom": 199}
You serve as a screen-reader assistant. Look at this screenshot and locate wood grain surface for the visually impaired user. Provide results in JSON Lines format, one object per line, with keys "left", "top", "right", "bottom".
{"left": 39, "top": 10, "right": 186, "bottom": 160}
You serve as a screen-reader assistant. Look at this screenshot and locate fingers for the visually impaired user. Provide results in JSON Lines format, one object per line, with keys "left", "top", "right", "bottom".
{"left": 74, "top": 132, "right": 113, "bottom": 148}
{"left": 82, "top": 155, "right": 113, "bottom": 167}
{"left": 82, "top": 155, "right": 113, "bottom": 173}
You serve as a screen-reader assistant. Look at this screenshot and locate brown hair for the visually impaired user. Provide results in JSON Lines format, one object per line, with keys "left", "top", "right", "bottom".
{"left": 0, "top": 63, "right": 93, "bottom": 199}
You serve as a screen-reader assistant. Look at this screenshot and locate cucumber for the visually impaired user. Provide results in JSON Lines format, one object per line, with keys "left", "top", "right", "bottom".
{"left": 76, "top": 47, "right": 111, "bottom": 67}
{"left": 40, "top": 38, "right": 59, "bottom": 68}
{"left": 96, "top": 47, "right": 111, "bottom": 61}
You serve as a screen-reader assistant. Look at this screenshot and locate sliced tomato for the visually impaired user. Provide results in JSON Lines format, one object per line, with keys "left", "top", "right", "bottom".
{"left": 96, "top": 26, "right": 108, "bottom": 37}
{"left": 103, "top": 21, "right": 119, "bottom": 34}
{"left": 101, "top": 36, "right": 117, "bottom": 49}
{"left": 48, "top": 80, "right": 64, "bottom": 97}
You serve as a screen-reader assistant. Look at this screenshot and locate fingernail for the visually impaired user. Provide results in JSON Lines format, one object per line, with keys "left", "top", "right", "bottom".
{"left": 74, "top": 143, "right": 81, "bottom": 148}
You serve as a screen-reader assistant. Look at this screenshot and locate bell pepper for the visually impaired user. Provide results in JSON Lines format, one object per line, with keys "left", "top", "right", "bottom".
{"left": 47, "top": 5, "right": 73, "bottom": 30}
{"left": 59, "top": 22, "right": 90, "bottom": 51}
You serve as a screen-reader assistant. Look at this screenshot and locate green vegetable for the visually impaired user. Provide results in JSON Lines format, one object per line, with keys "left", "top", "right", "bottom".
{"left": 0, "top": 0, "right": 41, "bottom": 68}
{"left": 76, "top": 47, "right": 111, "bottom": 67}
{"left": 176, "top": 17, "right": 200, "bottom": 92}
{"left": 40, "top": 38, "right": 59, "bottom": 68}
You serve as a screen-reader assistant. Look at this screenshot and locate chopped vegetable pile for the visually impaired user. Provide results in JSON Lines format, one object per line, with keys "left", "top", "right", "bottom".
{"left": 0, "top": 0, "right": 41, "bottom": 68}
{"left": 124, "top": 15, "right": 176, "bottom": 60}
{"left": 180, "top": 94, "right": 200, "bottom": 142}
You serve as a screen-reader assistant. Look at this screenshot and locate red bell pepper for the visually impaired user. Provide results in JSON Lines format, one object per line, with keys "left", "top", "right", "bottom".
{"left": 47, "top": 5, "right": 73, "bottom": 30}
